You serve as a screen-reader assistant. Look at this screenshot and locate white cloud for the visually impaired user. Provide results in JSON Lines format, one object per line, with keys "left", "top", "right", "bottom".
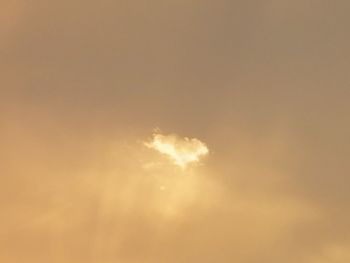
{"left": 144, "top": 132, "right": 209, "bottom": 168}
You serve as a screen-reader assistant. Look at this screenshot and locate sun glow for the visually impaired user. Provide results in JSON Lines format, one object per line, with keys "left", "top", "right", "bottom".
{"left": 145, "top": 132, "right": 209, "bottom": 168}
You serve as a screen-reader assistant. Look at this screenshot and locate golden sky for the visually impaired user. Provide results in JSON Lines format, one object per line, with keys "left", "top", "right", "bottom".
{"left": 1, "top": 0, "right": 350, "bottom": 262}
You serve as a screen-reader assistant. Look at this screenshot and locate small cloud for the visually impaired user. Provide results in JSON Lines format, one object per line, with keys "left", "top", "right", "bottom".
{"left": 144, "top": 132, "right": 209, "bottom": 168}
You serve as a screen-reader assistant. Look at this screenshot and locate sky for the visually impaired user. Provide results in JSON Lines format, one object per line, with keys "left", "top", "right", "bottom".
{"left": 1, "top": 0, "right": 350, "bottom": 262}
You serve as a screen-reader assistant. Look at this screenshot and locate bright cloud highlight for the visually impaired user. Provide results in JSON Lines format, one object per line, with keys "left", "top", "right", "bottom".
{"left": 145, "top": 132, "right": 209, "bottom": 168}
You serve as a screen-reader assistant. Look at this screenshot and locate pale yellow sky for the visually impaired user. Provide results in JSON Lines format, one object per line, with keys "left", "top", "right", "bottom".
{"left": 1, "top": 1, "right": 350, "bottom": 262}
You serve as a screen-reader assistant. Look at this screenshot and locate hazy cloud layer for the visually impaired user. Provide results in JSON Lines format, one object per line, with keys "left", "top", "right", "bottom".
{"left": 1, "top": 0, "right": 350, "bottom": 262}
